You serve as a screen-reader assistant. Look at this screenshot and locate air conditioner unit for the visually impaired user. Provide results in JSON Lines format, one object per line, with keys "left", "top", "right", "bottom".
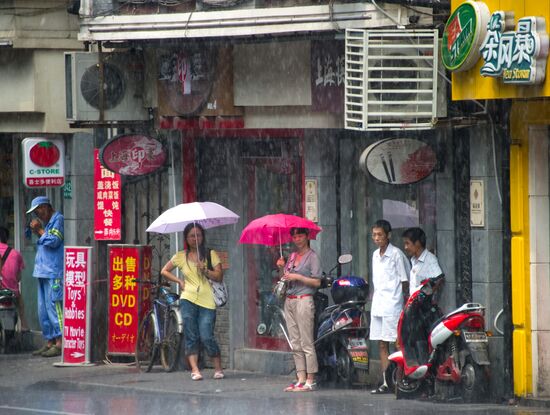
{"left": 65, "top": 51, "right": 149, "bottom": 123}
{"left": 345, "top": 29, "right": 445, "bottom": 131}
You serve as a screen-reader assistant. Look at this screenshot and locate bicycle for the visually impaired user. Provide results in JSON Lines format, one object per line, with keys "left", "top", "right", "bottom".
{"left": 134, "top": 279, "right": 183, "bottom": 373}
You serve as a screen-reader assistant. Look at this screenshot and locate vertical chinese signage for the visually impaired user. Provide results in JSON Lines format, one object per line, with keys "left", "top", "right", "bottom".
{"left": 107, "top": 245, "right": 152, "bottom": 355}
{"left": 311, "top": 40, "right": 345, "bottom": 113}
{"left": 94, "top": 149, "right": 122, "bottom": 241}
{"left": 62, "top": 247, "right": 92, "bottom": 365}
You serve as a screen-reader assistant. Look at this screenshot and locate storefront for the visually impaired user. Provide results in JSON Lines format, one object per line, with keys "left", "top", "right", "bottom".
{"left": 448, "top": 0, "right": 550, "bottom": 398}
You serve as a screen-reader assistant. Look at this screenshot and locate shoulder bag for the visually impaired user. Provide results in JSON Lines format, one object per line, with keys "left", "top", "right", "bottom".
{"left": 206, "top": 249, "right": 228, "bottom": 307}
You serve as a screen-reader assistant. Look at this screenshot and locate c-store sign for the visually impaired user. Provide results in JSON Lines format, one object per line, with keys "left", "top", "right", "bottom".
{"left": 22, "top": 138, "right": 65, "bottom": 188}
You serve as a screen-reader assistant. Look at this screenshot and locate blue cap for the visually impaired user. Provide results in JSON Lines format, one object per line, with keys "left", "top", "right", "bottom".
{"left": 26, "top": 196, "right": 51, "bottom": 214}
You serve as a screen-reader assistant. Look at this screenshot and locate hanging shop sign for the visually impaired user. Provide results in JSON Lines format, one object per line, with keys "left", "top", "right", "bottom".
{"left": 359, "top": 138, "right": 437, "bottom": 185}
{"left": 99, "top": 134, "right": 167, "bottom": 176}
{"left": 94, "top": 149, "right": 122, "bottom": 241}
{"left": 480, "top": 13, "right": 549, "bottom": 85}
{"left": 441, "top": 1, "right": 490, "bottom": 72}
{"left": 22, "top": 137, "right": 65, "bottom": 188}
{"left": 107, "top": 245, "right": 152, "bottom": 356}
{"left": 60, "top": 246, "right": 93, "bottom": 366}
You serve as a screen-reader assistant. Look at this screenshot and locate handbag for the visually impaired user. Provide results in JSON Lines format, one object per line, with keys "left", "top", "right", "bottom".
{"left": 208, "top": 279, "right": 228, "bottom": 307}
{"left": 206, "top": 248, "right": 228, "bottom": 307}
{"left": 272, "top": 252, "right": 296, "bottom": 301}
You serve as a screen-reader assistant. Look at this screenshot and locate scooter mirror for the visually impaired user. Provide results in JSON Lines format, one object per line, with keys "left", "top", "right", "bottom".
{"left": 338, "top": 254, "right": 352, "bottom": 264}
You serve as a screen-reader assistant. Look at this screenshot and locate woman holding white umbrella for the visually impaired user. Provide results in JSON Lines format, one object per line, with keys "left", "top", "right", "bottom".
{"left": 161, "top": 223, "right": 225, "bottom": 381}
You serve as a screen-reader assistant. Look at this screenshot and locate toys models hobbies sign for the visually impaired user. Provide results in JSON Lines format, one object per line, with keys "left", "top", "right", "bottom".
{"left": 60, "top": 247, "right": 93, "bottom": 366}
{"left": 22, "top": 138, "right": 65, "bottom": 187}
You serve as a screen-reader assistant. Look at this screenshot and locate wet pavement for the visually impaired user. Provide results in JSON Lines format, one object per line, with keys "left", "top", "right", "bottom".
{"left": 0, "top": 353, "right": 548, "bottom": 415}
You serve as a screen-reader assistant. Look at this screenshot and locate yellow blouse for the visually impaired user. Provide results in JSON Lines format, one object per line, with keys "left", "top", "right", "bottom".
{"left": 170, "top": 250, "right": 221, "bottom": 310}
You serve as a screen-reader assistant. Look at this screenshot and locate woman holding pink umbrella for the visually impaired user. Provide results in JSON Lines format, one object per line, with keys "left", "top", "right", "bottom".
{"left": 277, "top": 227, "right": 323, "bottom": 392}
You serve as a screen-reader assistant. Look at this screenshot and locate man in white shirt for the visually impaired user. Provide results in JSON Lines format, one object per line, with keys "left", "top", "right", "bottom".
{"left": 402, "top": 227, "right": 444, "bottom": 295}
{"left": 370, "top": 219, "right": 410, "bottom": 394}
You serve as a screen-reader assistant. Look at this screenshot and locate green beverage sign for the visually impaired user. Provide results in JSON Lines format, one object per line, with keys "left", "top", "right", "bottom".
{"left": 442, "top": 1, "right": 490, "bottom": 72}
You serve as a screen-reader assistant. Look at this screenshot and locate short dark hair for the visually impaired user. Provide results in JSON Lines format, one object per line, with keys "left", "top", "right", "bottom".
{"left": 0, "top": 227, "right": 8, "bottom": 244}
{"left": 402, "top": 227, "right": 426, "bottom": 248}
{"left": 372, "top": 219, "right": 392, "bottom": 235}
{"left": 290, "top": 227, "right": 309, "bottom": 236}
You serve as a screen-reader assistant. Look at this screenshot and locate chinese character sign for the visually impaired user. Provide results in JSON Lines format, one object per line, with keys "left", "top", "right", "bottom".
{"left": 63, "top": 247, "right": 92, "bottom": 365}
{"left": 107, "top": 245, "right": 151, "bottom": 355}
{"left": 311, "top": 41, "right": 345, "bottom": 113}
{"left": 94, "top": 149, "right": 122, "bottom": 240}
{"left": 480, "top": 12, "right": 549, "bottom": 85}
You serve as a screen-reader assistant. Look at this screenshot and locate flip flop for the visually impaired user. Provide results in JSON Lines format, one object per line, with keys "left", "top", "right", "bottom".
{"left": 191, "top": 372, "right": 203, "bottom": 381}
{"left": 213, "top": 371, "right": 225, "bottom": 379}
{"left": 371, "top": 384, "right": 390, "bottom": 394}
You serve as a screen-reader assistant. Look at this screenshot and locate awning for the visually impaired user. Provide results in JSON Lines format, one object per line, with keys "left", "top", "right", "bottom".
{"left": 79, "top": 3, "right": 432, "bottom": 42}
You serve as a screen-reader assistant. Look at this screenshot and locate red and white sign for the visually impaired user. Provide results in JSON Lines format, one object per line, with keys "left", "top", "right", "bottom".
{"left": 359, "top": 138, "right": 437, "bottom": 185}
{"left": 94, "top": 149, "right": 122, "bottom": 241}
{"left": 22, "top": 137, "right": 65, "bottom": 188}
{"left": 99, "top": 134, "right": 166, "bottom": 176}
{"left": 107, "top": 245, "right": 152, "bottom": 355}
{"left": 62, "top": 247, "right": 92, "bottom": 365}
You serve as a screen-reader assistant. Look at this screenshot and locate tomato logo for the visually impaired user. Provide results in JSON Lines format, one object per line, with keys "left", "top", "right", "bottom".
{"left": 29, "top": 141, "right": 60, "bottom": 167}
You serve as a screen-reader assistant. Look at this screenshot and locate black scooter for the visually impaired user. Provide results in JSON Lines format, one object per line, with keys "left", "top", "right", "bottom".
{"left": 315, "top": 254, "right": 370, "bottom": 388}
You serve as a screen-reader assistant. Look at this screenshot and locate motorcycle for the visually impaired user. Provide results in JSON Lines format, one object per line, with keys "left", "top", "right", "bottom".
{"left": 0, "top": 288, "right": 18, "bottom": 354}
{"left": 387, "top": 275, "right": 491, "bottom": 402}
{"left": 315, "top": 254, "right": 370, "bottom": 388}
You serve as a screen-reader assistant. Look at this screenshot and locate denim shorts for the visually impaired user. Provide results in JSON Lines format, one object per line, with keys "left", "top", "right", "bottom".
{"left": 180, "top": 299, "right": 220, "bottom": 357}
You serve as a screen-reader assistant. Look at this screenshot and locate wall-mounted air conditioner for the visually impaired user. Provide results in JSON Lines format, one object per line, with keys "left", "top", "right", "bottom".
{"left": 65, "top": 51, "right": 149, "bottom": 123}
{"left": 345, "top": 29, "right": 445, "bottom": 131}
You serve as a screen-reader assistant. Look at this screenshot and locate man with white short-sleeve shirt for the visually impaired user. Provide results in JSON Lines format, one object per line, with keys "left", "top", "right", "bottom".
{"left": 370, "top": 219, "right": 410, "bottom": 394}
{"left": 402, "top": 227, "right": 444, "bottom": 295}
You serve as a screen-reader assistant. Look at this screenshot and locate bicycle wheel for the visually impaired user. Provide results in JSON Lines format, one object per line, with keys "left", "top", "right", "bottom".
{"left": 160, "top": 309, "right": 182, "bottom": 372}
{"left": 135, "top": 312, "right": 157, "bottom": 372}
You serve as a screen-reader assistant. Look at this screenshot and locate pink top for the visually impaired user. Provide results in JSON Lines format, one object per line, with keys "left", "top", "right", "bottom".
{"left": 0, "top": 243, "right": 24, "bottom": 295}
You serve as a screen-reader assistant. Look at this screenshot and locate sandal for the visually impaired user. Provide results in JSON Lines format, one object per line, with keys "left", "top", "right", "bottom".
{"left": 294, "top": 382, "right": 317, "bottom": 392}
{"left": 191, "top": 372, "right": 203, "bottom": 381}
{"left": 371, "top": 384, "right": 390, "bottom": 394}
{"left": 284, "top": 382, "right": 304, "bottom": 392}
{"left": 213, "top": 371, "right": 225, "bottom": 379}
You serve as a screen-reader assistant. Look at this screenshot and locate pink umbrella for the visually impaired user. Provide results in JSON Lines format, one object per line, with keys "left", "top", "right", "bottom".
{"left": 239, "top": 213, "right": 322, "bottom": 257}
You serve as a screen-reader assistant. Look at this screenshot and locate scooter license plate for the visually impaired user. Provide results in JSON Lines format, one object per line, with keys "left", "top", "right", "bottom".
{"left": 348, "top": 337, "right": 367, "bottom": 349}
{"left": 348, "top": 338, "right": 369, "bottom": 367}
{"left": 463, "top": 331, "right": 488, "bottom": 342}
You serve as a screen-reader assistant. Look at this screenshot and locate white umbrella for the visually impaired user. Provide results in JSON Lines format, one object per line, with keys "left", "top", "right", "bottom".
{"left": 146, "top": 201, "right": 239, "bottom": 234}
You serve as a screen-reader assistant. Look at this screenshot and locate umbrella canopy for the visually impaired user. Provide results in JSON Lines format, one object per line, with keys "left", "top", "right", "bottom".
{"left": 239, "top": 213, "right": 322, "bottom": 247}
{"left": 146, "top": 202, "right": 239, "bottom": 234}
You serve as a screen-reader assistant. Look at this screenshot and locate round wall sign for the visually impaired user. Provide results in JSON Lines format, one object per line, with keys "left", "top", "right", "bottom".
{"left": 441, "top": 0, "right": 491, "bottom": 72}
{"left": 99, "top": 134, "right": 167, "bottom": 176}
{"left": 359, "top": 138, "right": 437, "bottom": 185}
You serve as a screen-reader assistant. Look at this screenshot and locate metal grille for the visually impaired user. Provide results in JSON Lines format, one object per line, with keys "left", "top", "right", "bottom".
{"left": 345, "top": 29, "right": 439, "bottom": 131}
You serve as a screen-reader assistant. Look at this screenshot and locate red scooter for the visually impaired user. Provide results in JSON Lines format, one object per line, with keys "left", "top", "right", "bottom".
{"left": 387, "top": 275, "right": 491, "bottom": 403}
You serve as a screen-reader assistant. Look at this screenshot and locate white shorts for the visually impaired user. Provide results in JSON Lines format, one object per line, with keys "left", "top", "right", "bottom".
{"left": 369, "top": 315, "right": 399, "bottom": 342}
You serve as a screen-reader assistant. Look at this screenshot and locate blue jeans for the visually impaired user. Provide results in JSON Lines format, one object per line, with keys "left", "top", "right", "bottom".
{"left": 180, "top": 299, "right": 220, "bottom": 357}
